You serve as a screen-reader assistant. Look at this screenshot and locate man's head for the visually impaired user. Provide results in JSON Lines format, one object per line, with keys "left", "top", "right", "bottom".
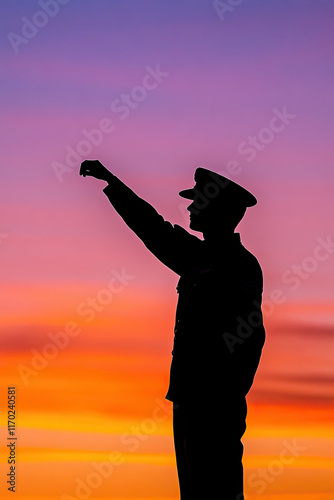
{"left": 179, "top": 168, "right": 257, "bottom": 233}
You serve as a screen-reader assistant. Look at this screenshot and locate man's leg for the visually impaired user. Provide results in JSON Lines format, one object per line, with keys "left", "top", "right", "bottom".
{"left": 181, "top": 400, "right": 246, "bottom": 499}
{"left": 173, "top": 402, "right": 192, "bottom": 499}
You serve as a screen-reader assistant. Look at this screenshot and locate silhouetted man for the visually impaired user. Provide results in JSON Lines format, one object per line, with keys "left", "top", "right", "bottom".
{"left": 80, "top": 160, "right": 265, "bottom": 500}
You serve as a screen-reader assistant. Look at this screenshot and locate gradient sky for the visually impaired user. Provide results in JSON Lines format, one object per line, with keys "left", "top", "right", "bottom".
{"left": 1, "top": 1, "right": 334, "bottom": 499}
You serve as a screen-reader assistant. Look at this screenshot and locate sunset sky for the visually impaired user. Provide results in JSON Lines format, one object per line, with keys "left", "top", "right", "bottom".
{"left": 1, "top": 1, "right": 334, "bottom": 498}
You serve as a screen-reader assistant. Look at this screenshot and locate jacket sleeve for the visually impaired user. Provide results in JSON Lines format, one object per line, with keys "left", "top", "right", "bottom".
{"left": 102, "top": 175, "right": 200, "bottom": 275}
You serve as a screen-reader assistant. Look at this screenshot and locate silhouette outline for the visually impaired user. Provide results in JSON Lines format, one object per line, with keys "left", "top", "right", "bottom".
{"left": 80, "top": 160, "right": 265, "bottom": 500}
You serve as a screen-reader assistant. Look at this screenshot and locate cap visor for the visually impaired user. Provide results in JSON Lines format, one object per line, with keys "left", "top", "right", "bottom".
{"left": 179, "top": 188, "right": 195, "bottom": 199}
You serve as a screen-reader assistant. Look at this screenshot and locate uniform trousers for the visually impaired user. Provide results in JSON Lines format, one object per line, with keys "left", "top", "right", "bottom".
{"left": 173, "top": 398, "right": 246, "bottom": 500}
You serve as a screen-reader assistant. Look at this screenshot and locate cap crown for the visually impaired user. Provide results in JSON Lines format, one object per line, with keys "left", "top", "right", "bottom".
{"left": 179, "top": 167, "right": 257, "bottom": 207}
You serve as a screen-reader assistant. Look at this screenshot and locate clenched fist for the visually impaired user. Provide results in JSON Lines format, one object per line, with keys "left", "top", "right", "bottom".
{"left": 79, "top": 160, "right": 114, "bottom": 182}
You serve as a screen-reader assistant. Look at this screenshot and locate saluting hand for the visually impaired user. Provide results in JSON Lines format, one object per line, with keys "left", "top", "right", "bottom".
{"left": 79, "top": 160, "right": 113, "bottom": 182}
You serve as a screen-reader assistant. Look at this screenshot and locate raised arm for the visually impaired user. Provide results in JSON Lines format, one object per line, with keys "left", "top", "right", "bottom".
{"left": 80, "top": 160, "right": 200, "bottom": 275}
